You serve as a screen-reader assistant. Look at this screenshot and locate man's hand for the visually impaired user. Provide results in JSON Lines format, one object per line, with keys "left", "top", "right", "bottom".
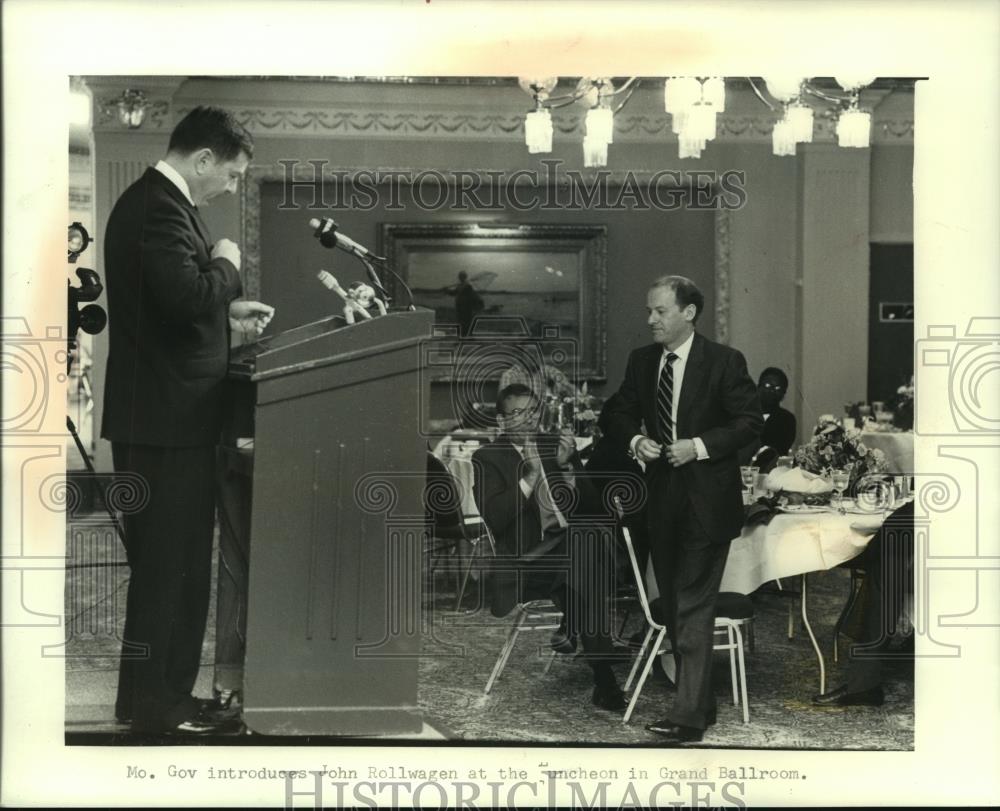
{"left": 212, "top": 238, "right": 242, "bottom": 270}
{"left": 229, "top": 300, "right": 274, "bottom": 338}
{"left": 555, "top": 428, "right": 576, "bottom": 467}
{"left": 665, "top": 439, "right": 698, "bottom": 467}
{"left": 634, "top": 437, "right": 663, "bottom": 463}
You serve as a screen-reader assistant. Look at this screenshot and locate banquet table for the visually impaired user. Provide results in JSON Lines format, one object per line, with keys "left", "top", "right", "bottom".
{"left": 720, "top": 505, "right": 895, "bottom": 693}
{"left": 860, "top": 429, "right": 914, "bottom": 475}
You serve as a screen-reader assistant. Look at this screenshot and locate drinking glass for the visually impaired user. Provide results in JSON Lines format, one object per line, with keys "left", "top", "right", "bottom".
{"left": 831, "top": 467, "right": 850, "bottom": 511}
{"left": 740, "top": 465, "right": 759, "bottom": 503}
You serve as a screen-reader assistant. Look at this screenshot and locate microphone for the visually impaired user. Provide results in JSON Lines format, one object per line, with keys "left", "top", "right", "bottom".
{"left": 309, "top": 217, "right": 384, "bottom": 261}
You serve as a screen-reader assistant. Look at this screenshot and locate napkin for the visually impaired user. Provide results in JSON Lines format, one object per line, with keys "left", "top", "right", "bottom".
{"left": 765, "top": 466, "right": 834, "bottom": 495}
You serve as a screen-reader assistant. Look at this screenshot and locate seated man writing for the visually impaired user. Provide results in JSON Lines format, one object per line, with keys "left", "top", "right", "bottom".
{"left": 473, "top": 383, "right": 625, "bottom": 711}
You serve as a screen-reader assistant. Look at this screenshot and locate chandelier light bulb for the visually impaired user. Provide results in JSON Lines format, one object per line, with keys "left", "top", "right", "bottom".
{"left": 836, "top": 108, "right": 871, "bottom": 148}
{"left": 701, "top": 77, "right": 726, "bottom": 112}
{"left": 664, "top": 77, "right": 701, "bottom": 114}
{"left": 771, "top": 117, "right": 797, "bottom": 156}
{"left": 678, "top": 130, "right": 704, "bottom": 160}
{"left": 786, "top": 103, "right": 814, "bottom": 143}
{"left": 763, "top": 75, "right": 804, "bottom": 103}
{"left": 524, "top": 108, "right": 553, "bottom": 153}
{"left": 834, "top": 75, "right": 876, "bottom": 93}
{"left": 585, "top": 106, "right": 615, "bottom": 145}
{"left": 686, "top": 105, "right": 718, "bottom": 143}
{"left": 582, "top": 133, "right": 609, "bottom": 168}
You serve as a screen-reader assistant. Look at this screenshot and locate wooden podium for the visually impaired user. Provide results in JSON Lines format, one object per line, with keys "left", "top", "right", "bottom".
{"left": 218, "top": 308, "right": 434, "bottom": 735}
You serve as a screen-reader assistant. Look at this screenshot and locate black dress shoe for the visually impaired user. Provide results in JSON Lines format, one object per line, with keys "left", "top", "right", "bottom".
{"left": 645, "top": 718, "right": 704, "bottom": 743}
{"left": 592, "top": 684, "right": 627, "bottom": 712}
{"left": 812, "top": 684, "right": 885, "bottom": 706}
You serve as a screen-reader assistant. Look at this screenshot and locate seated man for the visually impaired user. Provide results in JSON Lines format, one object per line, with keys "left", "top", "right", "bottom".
{"left": 813, "top": 500, "right": 915, "bottom": 706}
{"left": 473, "top": 383, "right": 626, "bottom": 711}
{"left": 739, "top": 366, "right": 797, "bottom": 469}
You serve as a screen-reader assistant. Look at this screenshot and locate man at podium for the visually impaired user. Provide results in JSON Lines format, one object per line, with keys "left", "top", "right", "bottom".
{"left": 101, "top": 106, "right": 274, "bottom": 735}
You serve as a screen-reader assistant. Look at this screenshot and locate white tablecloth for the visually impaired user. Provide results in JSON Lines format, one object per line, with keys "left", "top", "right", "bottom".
{"left": 720, "top": 510, "right": 884, "bottom": 594}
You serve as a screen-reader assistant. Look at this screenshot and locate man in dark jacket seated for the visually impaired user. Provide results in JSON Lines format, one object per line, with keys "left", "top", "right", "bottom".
{"left": 738, "top": 367, "right": 798, "bottom": 470}
{"left": 473, "top": 384, "right": 626, "bottom": 711}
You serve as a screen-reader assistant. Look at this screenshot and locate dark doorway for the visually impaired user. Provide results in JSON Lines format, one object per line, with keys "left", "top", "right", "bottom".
{"left": 868, "top": 243, "right": 914, "bottom": 403}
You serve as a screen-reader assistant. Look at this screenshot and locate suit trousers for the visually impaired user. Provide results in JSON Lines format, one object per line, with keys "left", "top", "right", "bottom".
{"left": 647, "top": 462, "right": 731, "bottom": 730}
{"left": 112, "top": 442, "right": 217, "bottom": 731}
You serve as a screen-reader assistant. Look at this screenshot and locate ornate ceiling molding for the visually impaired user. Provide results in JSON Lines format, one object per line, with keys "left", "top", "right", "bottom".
{"left": 174, "top": 103, "right": 912, "bottom": 145}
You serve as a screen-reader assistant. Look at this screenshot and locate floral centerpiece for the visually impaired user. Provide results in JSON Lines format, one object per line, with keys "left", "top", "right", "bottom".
{"left": 541, "top": 379, "right": 602, "bottom": 437}
{"left": 793, "top": 415, "right": 889, "bottom": 493}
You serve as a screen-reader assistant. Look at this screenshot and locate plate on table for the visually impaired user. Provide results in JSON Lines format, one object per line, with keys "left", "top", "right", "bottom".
{"left": 838, "top": 499, "right": 887, "bottom": 515}
{"left": 778, "top": 504, "right": 831, "bottom": 515}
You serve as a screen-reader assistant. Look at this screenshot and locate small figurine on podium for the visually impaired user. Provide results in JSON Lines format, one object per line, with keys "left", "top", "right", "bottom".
{"left": 316, "top": 270, "right": 388, "bottom": 324}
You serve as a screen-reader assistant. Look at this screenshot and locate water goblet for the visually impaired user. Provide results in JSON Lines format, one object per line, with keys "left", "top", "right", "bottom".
{"left": 831, "top": 467, "right": 850, "bottom": 512}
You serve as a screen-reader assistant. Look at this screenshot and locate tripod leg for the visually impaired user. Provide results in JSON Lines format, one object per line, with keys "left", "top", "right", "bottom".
{"left": 67, "top": 415, "right": 128, "bottom": 549}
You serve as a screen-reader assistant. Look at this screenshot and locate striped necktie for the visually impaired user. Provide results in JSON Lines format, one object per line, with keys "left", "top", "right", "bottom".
{"left": 656, "top": 352, "right": 679, "bottom": 442}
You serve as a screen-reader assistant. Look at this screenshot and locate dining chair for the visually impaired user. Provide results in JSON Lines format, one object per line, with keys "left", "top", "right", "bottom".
{"left": 483, "top": 600, "right": 562, "bottom": 694}
{"left": 613, "top": 496, "right": 755, "bottom": 724}
{"left": 424, "top": 452, "right": 492, "bottom": 611}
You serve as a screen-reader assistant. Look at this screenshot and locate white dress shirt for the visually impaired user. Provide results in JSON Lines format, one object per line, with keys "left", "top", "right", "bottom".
{"left": 154, "top": 160, "right": 195, "bottom": 206}
{"left": 631, "top": 330, "right": 709, "bottom": 460}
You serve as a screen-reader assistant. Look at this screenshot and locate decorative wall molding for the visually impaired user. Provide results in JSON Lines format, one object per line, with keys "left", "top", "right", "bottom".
{"left": 240, "top": 163, "right": 731, "bottom": 343}
{"left": 178, "top": 103, "right": 912, "bottom": 144}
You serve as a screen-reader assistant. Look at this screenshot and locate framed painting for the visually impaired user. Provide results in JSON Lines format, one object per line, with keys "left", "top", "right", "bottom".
{"left": 379, "top": 223, "right": 607, "bottom": 382}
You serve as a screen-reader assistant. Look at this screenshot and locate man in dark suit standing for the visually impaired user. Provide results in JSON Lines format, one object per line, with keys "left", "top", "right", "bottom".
{"left": 473, "top": 384, "right": 626, "bottom": 711}
{"left": 102, "top": 106, "right": 274, "bottom": 734}
{"left": 605, "top": 275, "right": 762, "bottom": 743}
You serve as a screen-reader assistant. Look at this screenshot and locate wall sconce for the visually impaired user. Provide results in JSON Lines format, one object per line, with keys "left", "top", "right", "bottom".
{"left": 116, "top": 89, "right": 149, "bottom": 128}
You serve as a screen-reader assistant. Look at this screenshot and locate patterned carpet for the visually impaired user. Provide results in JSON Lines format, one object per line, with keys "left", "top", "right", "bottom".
{"left": 418, "top": 568, "right": 914, "bottom": 749}
{"left": 64, "top": 522, "right": 913, "bottom": 749}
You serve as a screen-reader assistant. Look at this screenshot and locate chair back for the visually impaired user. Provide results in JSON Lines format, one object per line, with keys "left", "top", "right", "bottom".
{"left": 425, "top": 452, "right": 465, "bottom": 532}
{"left": 612, "top": 495, "right": 665, "bottom": 631}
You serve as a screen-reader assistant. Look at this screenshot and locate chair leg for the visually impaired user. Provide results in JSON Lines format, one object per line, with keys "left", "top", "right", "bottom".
{"left": 541, "top": 649, "right": 558, "bottom": 675}
{"left": 832, "top": 569, "right": 863, "bottom": 663}
{"left": 735, "top": 623, "right": 750, "bottom": 724}
{"left": 454, "top": 542, "right": 478, "bottom": 612}
{"left": 787, "top": 601, "right": 795, "bottom": 639}
{"left": 484, "top": 607, "right": 526, "bottom": 694}
{"left": 726, "top": 625, "right": 739, "bottom": 707}
{"left": 623, "top": 628, "right": 667, "bottom": 724}
{"left": 625, "top": 627, "right": 655, "bottom": 691}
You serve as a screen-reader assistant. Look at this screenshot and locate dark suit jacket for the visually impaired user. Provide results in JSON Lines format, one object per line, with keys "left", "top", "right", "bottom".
{"left": 101, "top": 168, "right": 242, "bottom": 447}
{"left": 473, "top": 435, "right": 586, "bottom": 616}
{"left": 738, "top": 405, "right": 797, "bottom": 466}
{"left": 605, "top": 332, "right": 763, "bottom": 544}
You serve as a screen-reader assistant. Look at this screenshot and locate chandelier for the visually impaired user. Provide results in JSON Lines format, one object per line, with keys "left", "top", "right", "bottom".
{"left": 517, "top": 76, "right": 879, "bottom": 166}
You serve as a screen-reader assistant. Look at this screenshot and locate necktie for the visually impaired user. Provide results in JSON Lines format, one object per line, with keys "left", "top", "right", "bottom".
{"left": 656, "top": 352, "right": 679, "bottom": 442}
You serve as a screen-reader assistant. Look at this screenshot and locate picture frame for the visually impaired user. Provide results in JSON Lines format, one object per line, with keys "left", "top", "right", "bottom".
{"left": 379, "top": 223, "right": 608, "bottom": 382}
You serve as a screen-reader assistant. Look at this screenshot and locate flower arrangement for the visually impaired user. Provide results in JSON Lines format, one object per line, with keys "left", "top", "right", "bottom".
{"left": 793, "top": 416, "right": 888, "bottom": 490}
{"left": 539, "top": 380, "right": 602, "bottom": 436}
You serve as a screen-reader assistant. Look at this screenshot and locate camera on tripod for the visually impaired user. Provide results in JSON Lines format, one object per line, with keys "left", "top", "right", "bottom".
{"left": 67, "top": 222, "right": 107, "bottom": 341}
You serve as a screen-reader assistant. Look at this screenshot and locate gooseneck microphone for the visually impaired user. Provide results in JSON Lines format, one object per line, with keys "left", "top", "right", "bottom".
{"left": 307, "top": 216, "right": 416, "bottom": 312}
{"left": 309, "top": 217, "right": 385, "bottom": 261}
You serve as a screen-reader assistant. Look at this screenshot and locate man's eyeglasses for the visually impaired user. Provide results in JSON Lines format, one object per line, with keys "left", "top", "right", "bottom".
{"left": 500, "top": 406, "right": 541, "bottom": 419}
